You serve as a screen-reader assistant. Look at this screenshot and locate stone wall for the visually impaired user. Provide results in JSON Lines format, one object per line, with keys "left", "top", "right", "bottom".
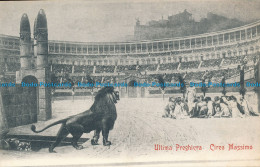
{"left": 0, "top": 92, "right": 8, "bottom": 137}
{"left": 1, "top": 85, "right": 37, "bottom": 128}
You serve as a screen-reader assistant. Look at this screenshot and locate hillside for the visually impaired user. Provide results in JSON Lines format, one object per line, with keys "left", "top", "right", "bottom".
{"left": 134, "top": 10, "right": 247, "bottom": 40}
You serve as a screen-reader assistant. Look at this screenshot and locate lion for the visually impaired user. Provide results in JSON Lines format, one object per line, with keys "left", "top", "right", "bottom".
{"left": 31, "top": 86, "right": 119, "bottom": 153}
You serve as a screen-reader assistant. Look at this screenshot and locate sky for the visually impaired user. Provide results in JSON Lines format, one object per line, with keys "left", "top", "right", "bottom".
{"left": 0, "top": 0, "right": 260, "bottom": 42}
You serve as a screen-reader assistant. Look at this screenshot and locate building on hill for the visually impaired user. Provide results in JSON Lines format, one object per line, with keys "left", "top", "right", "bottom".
{"left": 134, "top": 10, "right": 245, "bottom": 40}
{"left": 167, "top": 9, "right": 193, "bottom": 26}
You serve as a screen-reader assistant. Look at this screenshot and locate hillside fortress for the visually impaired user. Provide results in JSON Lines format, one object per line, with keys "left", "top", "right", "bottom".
{"left": 134, "top": 10, "right": 246, "bottom": 40}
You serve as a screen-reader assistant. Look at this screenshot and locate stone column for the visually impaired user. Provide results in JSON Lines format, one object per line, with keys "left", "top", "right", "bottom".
{"left": 20, "top": 14, "right": 31, "bottom": 70}
{"left": 34, "top": 9, "right": 52, "bottom": 121}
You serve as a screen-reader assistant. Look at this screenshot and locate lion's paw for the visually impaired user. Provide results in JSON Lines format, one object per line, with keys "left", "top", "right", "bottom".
{"left": 76, "top": 145, "right": 83, "bottom": 150}
{"left": 49, "top": 149, "right": 57, "bottom": 153}
{"left": 103, "top": 141, "right": 111, "bottom": 146}
{"left": 91, "top": 139, "right": 99, "bottom": 145}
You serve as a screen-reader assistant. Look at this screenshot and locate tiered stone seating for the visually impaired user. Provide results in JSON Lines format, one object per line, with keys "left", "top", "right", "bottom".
{"left": 95, "top": 65, "right": 114, "bottom": 73}
{"left": 179, "top": 61, "right": 200, "bottom": 70}
{"left": 201, "top": 59, "right": 222, "bottom": 68}
{"left": 159, "top": 63, "right": 179, "bottom": 71}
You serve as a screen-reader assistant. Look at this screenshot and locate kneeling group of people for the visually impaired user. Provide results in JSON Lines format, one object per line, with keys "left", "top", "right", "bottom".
{"left": 162, "top": 95, "right": 259, "bottom": 119}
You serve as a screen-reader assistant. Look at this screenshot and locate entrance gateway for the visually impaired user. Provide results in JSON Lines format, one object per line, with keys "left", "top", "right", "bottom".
{"left": 128, "top": 80, "right": 138, "bottom": 98}
{"left": 16, "top": 10, "right": 52, "bottom": 121}
{"left": 118, "top": 74, "right": 149, "bottom": 98}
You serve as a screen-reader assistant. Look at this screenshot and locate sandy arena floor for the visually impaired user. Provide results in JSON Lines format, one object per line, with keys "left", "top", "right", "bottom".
{"left": 1, "top": 98, "right": 260, "bottom": 166}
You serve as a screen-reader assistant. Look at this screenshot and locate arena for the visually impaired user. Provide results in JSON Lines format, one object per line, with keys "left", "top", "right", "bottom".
{"left": 1, "top": 20, "right": 260, "bottom": 95}
{"left": 1, "top": 98, "right": 260, "bottom": 166}
{"left": 0, "top": 2, "right": 260, "bottom": 166}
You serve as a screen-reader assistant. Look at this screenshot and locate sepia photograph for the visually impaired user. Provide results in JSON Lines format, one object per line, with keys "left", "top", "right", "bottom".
{"left": 0, "top": 0, "right": 260, "bottom": 166}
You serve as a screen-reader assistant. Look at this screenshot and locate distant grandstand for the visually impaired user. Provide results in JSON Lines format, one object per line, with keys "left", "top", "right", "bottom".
{"left": 0, "top": 20, "right": 259, "bottom": 97}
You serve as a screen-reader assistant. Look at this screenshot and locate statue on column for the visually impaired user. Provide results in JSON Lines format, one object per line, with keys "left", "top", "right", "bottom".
{"left": 239, "top": 56, "right": 247, "bottom": 99}
{"left": 178, "top": 74, "right": 186, "bottom": 98}
{"left": 156, "top": 74, "right": 166, "bottom": 100}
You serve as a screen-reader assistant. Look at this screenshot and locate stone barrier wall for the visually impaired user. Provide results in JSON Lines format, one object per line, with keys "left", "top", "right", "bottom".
{"left": 1, "top": 85, "right": 37, "bottom": 128}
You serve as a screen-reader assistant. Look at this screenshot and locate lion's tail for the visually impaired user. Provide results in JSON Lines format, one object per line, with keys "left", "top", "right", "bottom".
{"left": 31, "top": 118, "right": 67, "bottom": 133}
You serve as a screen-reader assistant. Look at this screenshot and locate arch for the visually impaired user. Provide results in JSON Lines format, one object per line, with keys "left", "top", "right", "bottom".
{"left": 136, "top": 59, "right": 139, "bottom": 65}
{"left": 157, "top": 58, "right": 161, "bottom": 64}
{"left": 22, "top": 75, "right": 38, "bottom": 83}
{"left": 222, "top": 52, "right": 226, "bottom": 58}
{"left": 21, "top": 75, "right": 38, "bottom": 122}
{"left": 128, "top": 79, "right": 137, "bottom": 87}
{"left": 179, "top": 57, "right": 182, "bottom": 62}
{"left": 256, "top": 46, "right": 259, "bottom": 52}
{"left": 244, "top": 48, "right": 248, "bottom": 55}
{"left": 200, "top": 54, "right": 204, "bottom": 61}
{"left": 128, "top": 79, "right": 138, "bottom": 98}
{"left": 250, "top": 46, "right": 255, "bottom": 54}
{"left": 162, "top": 57, "right": 166, "bottom": 63}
